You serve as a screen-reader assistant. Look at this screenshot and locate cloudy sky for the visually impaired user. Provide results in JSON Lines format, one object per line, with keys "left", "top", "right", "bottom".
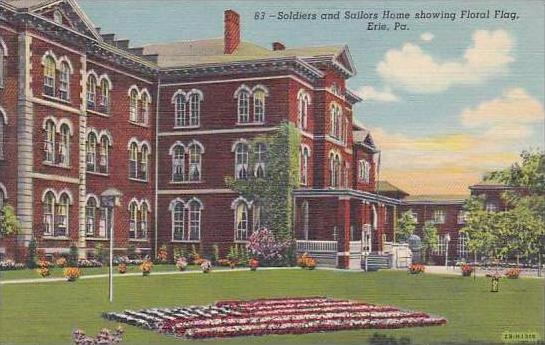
{"left": 80, "top": 0, "right": 545, "bottom": 195}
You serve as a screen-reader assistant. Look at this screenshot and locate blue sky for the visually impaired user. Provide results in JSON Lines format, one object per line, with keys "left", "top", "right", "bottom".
{"left": 79, "top": 0, "right": 545, "bottom": 195}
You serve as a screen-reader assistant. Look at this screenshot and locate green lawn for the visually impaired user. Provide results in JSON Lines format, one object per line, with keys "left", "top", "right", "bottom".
{"left": 0, "top": 269, "right": 543, "bottom": 345}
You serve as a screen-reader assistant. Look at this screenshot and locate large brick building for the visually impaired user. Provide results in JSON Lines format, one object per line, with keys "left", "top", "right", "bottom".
{"left": 0, "top": 0, "right": 402, "bottom": 268}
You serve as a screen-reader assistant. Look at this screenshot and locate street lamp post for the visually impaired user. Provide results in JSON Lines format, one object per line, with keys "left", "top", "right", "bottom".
{"left": 100, "top": 189, "right": 122, "bottom": 303}
{"left": 444, "top": 233, "right": 451, "bottom": 269}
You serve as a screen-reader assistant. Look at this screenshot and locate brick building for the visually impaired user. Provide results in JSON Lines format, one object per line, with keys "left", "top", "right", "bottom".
{"left": 0, "top": 0, "right": 400, "bottom": 268}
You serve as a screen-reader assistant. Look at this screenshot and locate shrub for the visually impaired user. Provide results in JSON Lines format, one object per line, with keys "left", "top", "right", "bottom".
{"left": 211, "top": 244, "right": 219, "bottom": 264}
{"left": 68, "top": 244, "right": 79, "bottom": 267}
{"left": 409, "top": 264, "right": 425, "bottom": 274}
{"left": 140, "top": 259, "right": 153, "bottom": 275}
{"left": 217, "top": 259, "right": 231, "bottom": 267}
{"left": 26, "top": 238, "right": 38, "bottom": 269}
{"left": 246, "top": 228, "right": 291, "bottom": 266}
{"left": 461, "top": 263, "right": 474, "bottom": 277}
{"left": 156, "top": 244, "right": 168, "bottom": 263}
{"left": 118, "top": 263, "right": 127, "bottom": 274}
{"left": 56, "top": 257, "right": 67, "bottom": 268}
{"left": 297, "top": 253, "right": 317, "bottom": 270}
{"left": 0, "top": 260, "right": 25, "bottom": 271}
{"left": 505, "top": 267, "right": 521, "bottom": 279}
{"left": 189, "top": 244, "right": 201, "bottom": 264}
{"left": 249, "top": 258, "right": 259, "bottom": 271}
{"left": 64, "top": 267, "right": 81, "bottom": 281}
{"left": 173, "top": 246, "right": 185, "bottom": 261}
{"left": 176, "top": 257, "right": 188, "bottom": 271}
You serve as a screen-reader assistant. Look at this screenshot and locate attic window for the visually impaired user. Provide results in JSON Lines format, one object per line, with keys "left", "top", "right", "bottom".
{"left": 53, "top": 11, "right": 63, "bottom": 24}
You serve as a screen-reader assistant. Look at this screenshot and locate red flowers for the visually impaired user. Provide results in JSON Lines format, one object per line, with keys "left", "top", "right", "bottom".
{"left": 105, "top": 297, "right": 447, "bottom": 339}
{"left": 461, "top": 263, "right": 474, "bottom": 277}
{"left": 409, "top": 264, "right": 425, "bottom": 274}
{"left": 505, "top": 268, "right": 521, "bottom": 279}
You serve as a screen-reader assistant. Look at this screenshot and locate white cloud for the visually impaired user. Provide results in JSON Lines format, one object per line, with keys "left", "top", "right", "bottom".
{"left": 357, "top": 86, "right": 399, "bottom": 102}
{"left": 377, "top": 30, "right": 514, "bottom": 93}
{"left": 420, "top": 32, "right": 434, "bottom": 42}
{"left": 461, "top": 88, "right": 544, "bottom": 127}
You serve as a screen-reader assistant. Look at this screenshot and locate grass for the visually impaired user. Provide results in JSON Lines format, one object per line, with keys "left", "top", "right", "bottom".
{"left": 0, "top": 269, "right": 543, "bottom": 345}
{"left": 0, "top": 264, "right": 216, "bottom": 280}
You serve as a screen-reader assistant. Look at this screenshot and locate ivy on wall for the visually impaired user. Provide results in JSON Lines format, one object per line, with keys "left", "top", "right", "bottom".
{"left": 226, "top": 121, "right": 300, "bottom": 241}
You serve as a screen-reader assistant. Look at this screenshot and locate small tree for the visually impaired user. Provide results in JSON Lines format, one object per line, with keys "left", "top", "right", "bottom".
{"left": 396, "top": 210, "right": 417, "bottom": 243}
{"left": 211, "top": 244, "right": 219, "bottom": 264}
{"left": 68, "top": 244, "right": 79, "bottom": 267}
{"left": 26, "top": 238, "right": 38, "bottom": 268}
{"left": 0, "top": 204, "right": 21, "bottom": 236}
{"left": 421, "top": 221, "right": 439, "bottom": 264}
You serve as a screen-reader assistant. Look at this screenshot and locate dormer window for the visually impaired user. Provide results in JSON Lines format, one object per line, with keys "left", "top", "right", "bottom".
{"left": 53, "top": 10, "right": 63, "bottom": 24}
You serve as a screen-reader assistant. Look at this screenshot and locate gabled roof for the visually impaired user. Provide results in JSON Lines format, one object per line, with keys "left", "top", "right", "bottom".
{"left": 377, "top": 181, "right": 409, "bottom": 197}
{"left": 5, "top": 0, "right": 102, "bottom": 41}
{"left": 353, "top": 128, "right": 379, "bottom": 152}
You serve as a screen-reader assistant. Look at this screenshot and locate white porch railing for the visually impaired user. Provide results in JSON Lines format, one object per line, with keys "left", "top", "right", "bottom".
{"left": 296, "top": 240, "right": 337, "bottom": 253}
{"left": 349, "top": 241, "right": 362, "bottom": 253}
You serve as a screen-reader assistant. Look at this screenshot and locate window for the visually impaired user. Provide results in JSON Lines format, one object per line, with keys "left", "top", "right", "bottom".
{"left": 234, "top": 142, "right": 249, "bottom": 180}
{"left": 172, "top": 201, "right": 185, "bottom": 240}
{"left": 171, "top": 144, "right": 185, "bottom": 182}
{"left": 138, "top": 203, "right": 148, "bottom": 239}
{"left": 100, "top": 79, "right": 110, "bottom": 114}
{"left": 140, "top": 92, "right": 149, "bottom": 125}
{"left": 237, "top": 90, "right": 250, "bottom": 123}
{"left": 410, "top": 211, "right": 418, "bottom": 223}
{"left": 253, "top": 89, "right": 265, "bottom": 123}
{"left": 44, "top": 120, "right": 55, "bottom": 163}
{"left": 129, "top": 89, "right": 138, "bottom": 122}
{"left": 297, "top": 90, "right": 310, "bottom": 130}
{"left": 87, "top": 75, "right": 97, "bottom": 109}
{"left": 0, "top": 112, "right": 4, "bottom": 160}
{"left": 140, "top": 145, "right": 149, "bottom": 181}
{"left": 174, "top": 94, "right": 186, "bottom": 127}
{"left": 254, "top": 143, "right": 267, "bottom": 178}
{"left": 43, "top": 56, "right": 56, "bottom": 96}
{"left": 329, "top": 152, "right": 341, "bottom": 187}
{"left": 0, "top": 187, "right": 5, "bottom": 228}
{"left": 0, "top": 42, "right": 5, "bottom": 88}
{"left": 86, "top": 133, "right": 97, "bottom": 171}
{"left": 486, "top": 201, "right": 498, "bottom": 212}
{"left": 253, "top": 204, "right": 262, "bottom": 232}
{"left": 58, "top": 124, "right": 70, "bottom": 166}
{"left": 344, "top": 162, "right": 350, "bottom": 188}
{"left": 188, "top": 143, "right": 202, "bottom": 182}
{"left": 302, "top": 201, "right": 309, "bottom": 240}
{"left": 129, "top": 201, "right": 137, "bottom": 239}
{"left": 358, "top": 160, "right": 370, "bottom": 183}
{"left": 235, "top": 201, "right": 249, "bottom": 241}
{"left": 188, "top": 199, "right": 202, "bottom": 241}
{"left": 433, "top": 209, "right": 445, "bottom": 224}
{"left": 458, "top": 232, "right": 469, "bottom": 258}
{"left": 99, "top": 135, "right": 110, "bottom": 174}
{"left": 43, "top": 191, "right": 55, "bottom": 236}
{"left": 59, "top": 62, "right": 70, "bottom": 101}
{"left": 330, "top": 104, "right": 342, "bottom": 139}
{"left": 129, "top": 142, "right": 138, "bottom": 179}
{"left": 300, "top": 146, "right": 310, "bottom": 186}
{"left": 85, "top": 197, "right": 97, "bottom": 236}
{"left": 53, "top": 10, "right": 63, "bottom": 24}
{"left": 457, "top": 210, "right": 467, "bottom": 224}
{"left": 433, "top": 235, "right": 447, "bottom": 255}
{"left": 55, "top": 193, "right": 69, "bottom": 237}
{"left": 189, "top": 93, "right": 200, "bottom": 126}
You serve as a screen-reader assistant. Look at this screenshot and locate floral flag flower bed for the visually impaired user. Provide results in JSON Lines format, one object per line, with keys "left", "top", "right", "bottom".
{"left": 103, "top": 297, "right": 446, "bottom": 339}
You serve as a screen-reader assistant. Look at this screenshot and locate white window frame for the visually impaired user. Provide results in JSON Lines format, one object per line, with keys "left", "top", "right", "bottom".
{"left": 85, "top": 197, "right": 97, "bottom": 236}
{"left": 188, "top": 143, "right": 202, "bottom": 182}
{"left": 174, "top": 94, "right": 187, "bottom": 127}
{"left": 433, "top": 209, "right": 445, "bottom": 224}
{"left": 253, "top": 89, "right": 265, "bottom": 123}
{"left": 458, "top": 233, "right": 469, "bottom": 258}
{"left": 58, "top": 124, "right": 70, "bottom": 167}
{"left": 44, "top": 120, "right": 56, "bottom": 163}
{"left": 300, "top": 146, "right": 310, "bottom": 186}
{"left": 254, "top": 142, "right": 266, "bottom": 178}
{"left": 129, "top": 201, "right": 138, "bottom": 239}
{"left": 189, "top": 93, "right": 200, "bottom": 127}
{"left": 237, "top": 90, "right": 250, "bottom": 123}
{"left": 100, "top": 78, "right": 111, "bottom": 114}
{"left": 171, "top": 201, "right": 185, "bottom": 241}
{"left": 234, "top": 201, "right": 250, "bottom": 241}
{"left": 59, "top": 62, "right": 70, "bottom": 101}
{"left": 358, "top": 160, "right": 370, "bottom": 183}
{"left": 171, "top": 144, "right": 185, "bottom": 182}
{"left": 43, "top": 191, "right": 55, "bottom": 236}
{"left": 129, "top": 89, "right": 139, "bottom": 122}
{"left": 43, "top": 56, "right": 56, "bottom": 97}
{"left": 87, "top": 75, "right": 97, "bottom": 109}
{"left": 188, "top": 199, "right": 202, "bottom": 241}
{"left": 234, "top": 142, "right": 249, "bottom": 180}
{"left": 86, "top": 133, "right": 97, "bottom": 172}
{"left": 129, "top": 143, "right": 138, "bottom": 179}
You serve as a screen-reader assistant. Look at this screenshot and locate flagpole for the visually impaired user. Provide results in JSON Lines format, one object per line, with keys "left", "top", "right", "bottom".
{"left": 109, "top": 207, "right": 114, "bottom": 303}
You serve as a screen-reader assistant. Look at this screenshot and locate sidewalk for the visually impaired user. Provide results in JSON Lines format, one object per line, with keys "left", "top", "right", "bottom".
{"left": 420, "top": 265, "right": 544, "bottom": 279}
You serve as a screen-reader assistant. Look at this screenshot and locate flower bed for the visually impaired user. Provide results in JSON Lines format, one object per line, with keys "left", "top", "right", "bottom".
{"left": 505, "top": 268, "right": 521, "bottom": 279}
{"left": 0, "top": 260, "right": 26, "bottom": 271}
{"left": 409, "top": 264, "right": 425, "bottom": 274}
{"left": 461, "top": 263, "right": 474, "bottom": 277}
{"left": 104, "top": 297, "right": 446, "bottom": 339}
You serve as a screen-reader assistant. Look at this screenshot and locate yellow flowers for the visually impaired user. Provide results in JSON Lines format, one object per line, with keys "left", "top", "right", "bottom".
{"left": 64, "top": 267, "right": 81, "bottom": 281}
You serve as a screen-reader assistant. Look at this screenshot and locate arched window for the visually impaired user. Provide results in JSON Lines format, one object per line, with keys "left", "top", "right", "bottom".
{"left": 253, "top": 89, "right": 266, "bottom": 123}
{"left": 140, "top": 92, "right": 149, "bottom": 125}
{"left": 234, "top": 142, "right": 249, "bottom": 180}
{"left": 237, "top": 90, "right": 250, "bottom": 123}
{"left": 129, "top": 142, "right": 138, "bottom": 179}
{"left": 0, "top": 111, "right": 5, "bottom": 160}
{"left": 298, "top": 91, "right": 310, "bottom": 130}
{"left": 174, "top": 94, "right": 186, "bottom": 127}
{"left": 87, "top": 75, "right": 97, "bottom": 109}
{"left": 329, "top": 153, "right": 341, "bottom": 187}
{"left": 300, "top": 146, "right": 310, "bottom": 186}
{"left": 43, "top": 191, "right": 55, "bottom": 236}
{"left": 99, "top": 135, "right": 110, "bottom": 173}
{"left": 252, "top": 203, "right": 262, "bottom": 232}
{"left": 358, "top": 160, "right": 370, "bottom": 183}
{"left": 86, "top": 133, "right": 97, "bottom": 171}
{"left": 100, "top": 78, "right": 110, "bottom": 113}
{"left": 302, "top": 201, "right": 309, "bottom": 240}
{"left": 189, "top": 93, "right": 200, "bottom": 126}
{"left": 254, "top": 142, "right": 267, "bottom": 178}
{"left": 43, "top": 56, "right": 56, "bottom": 96}
{"left": 171, "top": 144, "right": 185, "bottom": 182}
{"left": 129, "top": 89, "right": 138, "bottom": 122}
{"left": 0, "top": 42, "right": 6, "bottom": 88}
{"left": 235, "top": 201, "right": 249, "bottom": 241}
{"left": 188, "top": 199, "right": 202, "bottom": 241}
{"left": 85, "top": 197, "right": 97, "bottom": 236}
{"left": 139, "top": 203, "right": 148, "bottom": 239}
{"left": 44, "top": 120, "right": 56, "bottom": 163}
{"left": 0, "top": 186, "right": 5, "bottom": 225}
{"left": 140, "top": 145, "right": 149, "bottom": 180}
{"left": 129, "top": 201, "right": 138, "bottom": 239}
{"left": 172, "top": 201, "right": 185, "bottom": 240}
{"left": 344, "top": 162, "right": 350, "bottom": 188}
{"left": 59, "top": 124, "right": 70, "bottom": 166}
{"left": 188, "top": 143, "right": 202, "bottom": 182}
{"left": 59, "top": 62, "right": 70, "bottom": 101}
{"left": 56, "top": 193, "right": 69, "bottom": 237}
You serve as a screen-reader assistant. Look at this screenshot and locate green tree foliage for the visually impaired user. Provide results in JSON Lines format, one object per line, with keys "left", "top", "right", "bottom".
{"left": 0, "top": 204, "right": 21, "bottom": 236}
{"left": 26, "top": 238, "right": 37, "bottom": 268}
{"left": 226, "top": 121, "right": 300, "bottom": 241}
{"left": 421, "top": 221, "right": 439, "bottom": 263}
{"left": 68, "top": 244, "right": 79, "bottom": 267}
{"left": 395, "top": 210, "right": 416, "bottom": 242}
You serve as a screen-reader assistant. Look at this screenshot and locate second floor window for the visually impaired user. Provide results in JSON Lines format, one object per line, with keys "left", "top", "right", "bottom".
{"left": 253, "top": 89, "right": 265, "bottom": 123}
{"left": 189, "top": 93, "right": 200, "bottom": 126}
{"left": 171, "top": 144, "right": 185, "bottom": 182}
{"left": 234, "top": 142, "right": 249, "bottom": 180}
{"left": 58, "top": 62, "right": 70, "bottom": 101}
{"left": 188, "top": 143, "right": 202, "bottom": 182}
{"left": 358, "top": 160, "right": 370, "bottom": 183}
{"left": 174, "top": 94, "right": 187, "bottom": 127}
{"left": 100, "top": 79, "right": 111, "bottom": 113}
{"left": 87, "top": 75, "right": 97, "bottom": 108}
{"left": 173, "top": 90, "right": 202, "bottom": 128}
{"left": 43, "top": 56, "right": 56, "bottom": 97}
{"left": 58, "top": 124, "right": 70, "bottom": 166}
{"left": 129, "top": 89, "right": 139, "bottom": 122}
{"left": 128, "top": 140, "right": 150, "bottom": 181}
{"left": 237, "top": 90, "right": 250, "bottom": 123}
{"left": 254, "top": 143, "right": 267, "bottom": 178}
{"left": 140, "top": 92, "right": 150, "bottom": 125}
{"left": 297, "top": 90, "right": 311, "bottom": 130}
{"left": 0, "top": 112, "right": 5, "bottom": 160}
{"left": 300, "top": 146, "right": 310, "bottom": 186}
{"left": 44, "top": 120, "right": 56, "bottom": 163}
{"left": 329, "top": 152, "right": 341, "bottom": 188}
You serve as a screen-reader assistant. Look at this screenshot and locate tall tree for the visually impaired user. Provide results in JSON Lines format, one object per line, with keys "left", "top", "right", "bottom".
{"left": 396, "top": 210, "right": 417, "bottom": 242}
{"left": 0, "top": 204, "right": 21, "bottom": 236}
{"left": 421, "top": 221, "right": 439, "bottom": 263}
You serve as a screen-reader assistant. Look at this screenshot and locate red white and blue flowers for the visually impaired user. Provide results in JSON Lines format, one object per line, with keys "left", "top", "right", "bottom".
{"left": 103, "top": 297, "right": 446, "bottom": 339}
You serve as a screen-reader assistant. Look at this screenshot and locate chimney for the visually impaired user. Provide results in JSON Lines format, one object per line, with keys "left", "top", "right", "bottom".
{"left": 272, "top": 42, "right": 285, "bottom": 51}
{"left": 224, "top": 9, "right": 240, "bottom": 54}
